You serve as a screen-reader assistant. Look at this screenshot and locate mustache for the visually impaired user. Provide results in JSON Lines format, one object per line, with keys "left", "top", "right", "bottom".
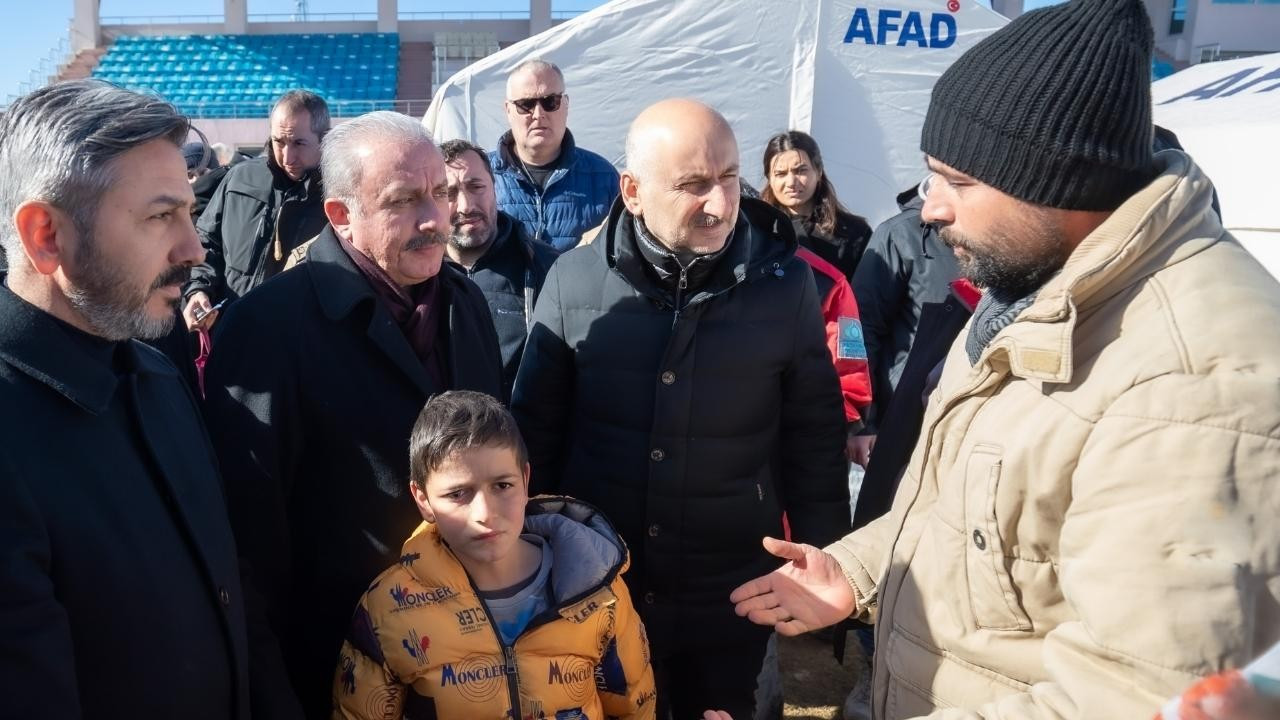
{"left": 404, "top": 231, "right": 446, "bottom": 252}
{"left": 150, "top": 264, "right": 191, "bottom": 291}
{"left": 693, "top": 213, "right": 724, "bottom": 228}
{"left": 451, "top": 211, "right": 486, "bottom": 227}
{"left": 938, "top": 227, "right": 965, "bottom": 250}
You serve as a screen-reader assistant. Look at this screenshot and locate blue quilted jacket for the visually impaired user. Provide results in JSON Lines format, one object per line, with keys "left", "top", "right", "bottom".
{"left": 490, "top": 129, "right": 620, "bottom": 252}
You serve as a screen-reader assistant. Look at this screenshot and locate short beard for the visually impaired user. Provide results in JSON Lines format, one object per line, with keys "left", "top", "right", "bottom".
{"left": 940, "top": 221, "right": 1068, "bottom": 298}
{"left": 64, "top": 231, "right": 188, "bottom": 341}
{"left": 448, "top": 215, "right": 495, "bottom": 251}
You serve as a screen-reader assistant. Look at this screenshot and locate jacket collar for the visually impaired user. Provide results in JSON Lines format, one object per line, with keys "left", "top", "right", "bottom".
{"left": 972, "top": 151, "right": 1222, "bottom": 383}
{"left": 493, "top": 128, "right": 580, "bottom": 173}
{"left": 467, "top": 212, "right": 524, "bottom": 271}
{"left": 304, "top": 226, "right": 470, "bottom": 397}
{"left": 400, "top": 496, "right": 629, "bottom": 607}
{"left": 0, "top": 277, "right": 177, "bottom": 415}
{"left": 598, "top": 195, "right": 798, "bottom": 305}
{"left": 262, "top": 140, "right": 320, "bottom": 193}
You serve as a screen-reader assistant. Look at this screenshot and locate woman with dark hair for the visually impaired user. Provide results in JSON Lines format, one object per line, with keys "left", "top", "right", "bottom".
{"left": 762, "top": 130, "right": 873, "bottom": 280}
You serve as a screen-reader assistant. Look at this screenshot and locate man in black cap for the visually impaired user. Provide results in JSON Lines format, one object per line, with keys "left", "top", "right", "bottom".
{"left": 183, "top": 140, "right": 231, "bottom": 221}
{"left": 730, "top": 1, "right": 1280, "bottom": 718}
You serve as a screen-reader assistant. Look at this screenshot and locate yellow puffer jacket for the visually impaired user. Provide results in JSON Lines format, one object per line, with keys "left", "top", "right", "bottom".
{"left": 827, "top": 151, "right": 1280, "bottom": 719}
{"left": 333, "top": 497, "right": 656, "bottom": 720}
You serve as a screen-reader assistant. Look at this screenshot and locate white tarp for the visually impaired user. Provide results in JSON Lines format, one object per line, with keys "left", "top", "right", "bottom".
{"left": 424, "top": 0, "right": 1008, "bottom": 225}
{"left": 1153, "top": 53, "right": 1280, "bottom": 279}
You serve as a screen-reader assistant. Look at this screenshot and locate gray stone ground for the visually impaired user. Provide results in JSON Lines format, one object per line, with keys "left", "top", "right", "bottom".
{"left": 751, "top": 629, "right": 867, "bottom": 720}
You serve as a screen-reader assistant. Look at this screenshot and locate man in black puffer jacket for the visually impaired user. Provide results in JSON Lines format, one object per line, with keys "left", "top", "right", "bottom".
{"left": 441, "top": 138, "right": 559, "bottom": 400}
{"left": 512, "top": 99, "right": 849, "bottom": 720}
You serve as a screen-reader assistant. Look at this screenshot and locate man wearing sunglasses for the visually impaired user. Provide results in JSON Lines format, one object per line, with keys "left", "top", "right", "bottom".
{"left": 490, "top": 59, "right": 619, "bottom": 253}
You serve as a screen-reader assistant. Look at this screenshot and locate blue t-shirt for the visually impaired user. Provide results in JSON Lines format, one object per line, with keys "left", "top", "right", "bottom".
{"left": 476, "top": 536, "right": 553, "bottom": 645}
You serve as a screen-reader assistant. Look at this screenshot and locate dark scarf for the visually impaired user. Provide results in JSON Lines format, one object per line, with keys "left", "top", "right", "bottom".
{"left": 337, "top": 234, "right": 445, "bottom": 385}
{"left": 965, "top": 287, "right": 1038, "bottom": 365}
{"left": 632, "top": 216, "right": 734, "bottom": 306}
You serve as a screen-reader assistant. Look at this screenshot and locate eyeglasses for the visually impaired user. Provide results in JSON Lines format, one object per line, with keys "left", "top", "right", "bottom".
{"left": 508, "top": 94, "right": 564, "bottom": 115}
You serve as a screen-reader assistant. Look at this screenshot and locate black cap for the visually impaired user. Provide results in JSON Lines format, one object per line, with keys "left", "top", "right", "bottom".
{"left": 921, "top": 0, "right": 1156, "bottom": 211}
{"left": 182, "top": 141, "right": 219, "bottom": 172}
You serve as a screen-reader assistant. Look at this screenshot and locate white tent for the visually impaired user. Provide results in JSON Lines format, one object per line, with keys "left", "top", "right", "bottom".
{"left": 424, "top": 0, "right": 1009, "bottom": 225}
{"left": 1153, "top": 53, "right": 1280, "bottom": 279}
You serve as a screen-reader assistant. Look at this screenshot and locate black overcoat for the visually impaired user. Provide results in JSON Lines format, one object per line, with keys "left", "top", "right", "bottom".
{"left": 0, "top": 281, "right": 251, "bottom": 719}
{"left": 202, "top": 227, "right": 503, "bottom": 717}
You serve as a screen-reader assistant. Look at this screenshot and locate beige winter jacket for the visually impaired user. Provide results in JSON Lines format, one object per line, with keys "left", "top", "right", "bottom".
{"left": 827, "top": 151, "right": 1280, "bottom": 720}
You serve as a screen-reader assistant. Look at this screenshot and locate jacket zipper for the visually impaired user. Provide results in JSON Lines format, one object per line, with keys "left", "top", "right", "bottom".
{"left": 470, "top": 589, "right": 524, "bottom": 719}
{"left": 671, "top": 266, "right": 689, "bottom": 328}
{"left": 501, "top": 643, "right": 521, "bottom": 720}
{"left": 251, "top": 201, "right": 287, "bottom": 288}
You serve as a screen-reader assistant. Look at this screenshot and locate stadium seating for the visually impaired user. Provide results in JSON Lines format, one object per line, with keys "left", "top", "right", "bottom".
{"left": 92, "top": 33, "right": 399, "bottom": 118}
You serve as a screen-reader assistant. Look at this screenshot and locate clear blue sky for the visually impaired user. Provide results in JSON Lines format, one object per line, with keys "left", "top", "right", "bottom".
{"left": 0, "top": 0, "right": 1063, "bottom": 102}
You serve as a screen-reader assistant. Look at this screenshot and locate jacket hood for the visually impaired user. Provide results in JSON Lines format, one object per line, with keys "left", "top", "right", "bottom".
{"left": 595, "top": 194, "right": 799, "bottom": 303}
{"left": 401, "top": 495, "right": 629, "bottom": 607}
{"left": 974, "top": 150, "right": 1226, "bottom": 384}
{"left": 897, "top": 184, "right": 925, "bottom": 213}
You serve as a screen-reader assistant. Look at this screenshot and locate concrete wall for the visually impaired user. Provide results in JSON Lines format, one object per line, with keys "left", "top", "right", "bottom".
{"left": 1147, "top": 0, "right": 1192, "bottom": 62}
{"left": 189, "top": 118, "right": 270, "bottom": 150}
{"left": 1189, "top": 0, "right": 1280, "bottom": 59}
{"left": 1147, "top": 0, "right": 1279, "bottom": 64}
{"left": 102, "top": 18, "right": 554, "bottom": 45}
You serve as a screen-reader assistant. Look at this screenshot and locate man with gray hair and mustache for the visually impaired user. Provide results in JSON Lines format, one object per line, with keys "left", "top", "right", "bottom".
{"left": 0, "top": 79, "right": 253, "bottom": 719}
{"left": 202, "top": 111, "right": 502, "bottom": 717}
{"left": 512, "top": 98, "right": 849, "bottom": 719}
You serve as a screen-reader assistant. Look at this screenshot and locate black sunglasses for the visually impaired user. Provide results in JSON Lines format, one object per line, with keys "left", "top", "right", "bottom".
{"left": 509, "top": 94, "right": 564, "bottom": 115}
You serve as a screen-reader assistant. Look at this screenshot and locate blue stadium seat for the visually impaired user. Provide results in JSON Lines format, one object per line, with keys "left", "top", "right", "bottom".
{"left": 92, "top": 32, "right": 401, "bottom": 118}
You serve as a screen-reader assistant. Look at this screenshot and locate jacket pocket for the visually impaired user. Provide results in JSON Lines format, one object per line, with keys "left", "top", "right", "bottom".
{"left": 962, "top": 445, "right": 1033, "bottom": 631}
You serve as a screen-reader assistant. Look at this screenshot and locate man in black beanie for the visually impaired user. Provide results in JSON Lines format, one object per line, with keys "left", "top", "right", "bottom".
{"left": 729, "top": 1, "right": 1280, "bottom": 718}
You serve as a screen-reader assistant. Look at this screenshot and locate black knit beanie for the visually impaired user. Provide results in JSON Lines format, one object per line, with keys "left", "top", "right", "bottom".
{"left": 921, "top": 0, "right": 1156, "bottom": 211}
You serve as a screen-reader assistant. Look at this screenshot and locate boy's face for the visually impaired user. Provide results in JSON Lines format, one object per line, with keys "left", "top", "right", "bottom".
{"left": 410, "top": 445, "right": 530, "bottom": 570}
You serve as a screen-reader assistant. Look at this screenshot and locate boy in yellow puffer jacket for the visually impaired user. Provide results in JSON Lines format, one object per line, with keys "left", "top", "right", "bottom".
{"left": 333, "top": 390, "right": 655, "bottom": 720}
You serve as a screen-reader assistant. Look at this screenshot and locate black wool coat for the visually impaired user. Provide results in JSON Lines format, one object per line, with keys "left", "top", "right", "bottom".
{"left": 511, "top": 198, "right": 850, "bottom": 653}
{"left": 202, "top": 227, "right": 503, "bottom": 718}
{"left": 0, "top": 280, "right": 251, "bottom": 720}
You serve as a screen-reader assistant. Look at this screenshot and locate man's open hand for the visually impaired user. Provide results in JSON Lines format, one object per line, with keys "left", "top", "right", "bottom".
{"left": 729, "top": 537, "right": 856, "bottom": 636}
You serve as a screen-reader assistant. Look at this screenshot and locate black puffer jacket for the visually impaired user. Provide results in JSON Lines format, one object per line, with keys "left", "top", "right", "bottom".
{"left": 454, "top": 212, "right": 559, "bottom": 400}
{"left": 187, "top": 149, "right": 328, "bottom": 304}
{"left": 851, "top": 187, "right": 960, "bottom": 433}
{"left": 511, "top": 197, "right": 849, "bottom": 649}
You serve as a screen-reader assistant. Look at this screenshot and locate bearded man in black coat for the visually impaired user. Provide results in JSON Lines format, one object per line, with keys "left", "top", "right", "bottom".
{"left": 202, "top": 112, "right": 503, "bottom": 718}
{"left": 0, "top": 80, "right": 253, "bottom": 720}
{"left": 512, "top": 99, "right": 849, "bottom": 720}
